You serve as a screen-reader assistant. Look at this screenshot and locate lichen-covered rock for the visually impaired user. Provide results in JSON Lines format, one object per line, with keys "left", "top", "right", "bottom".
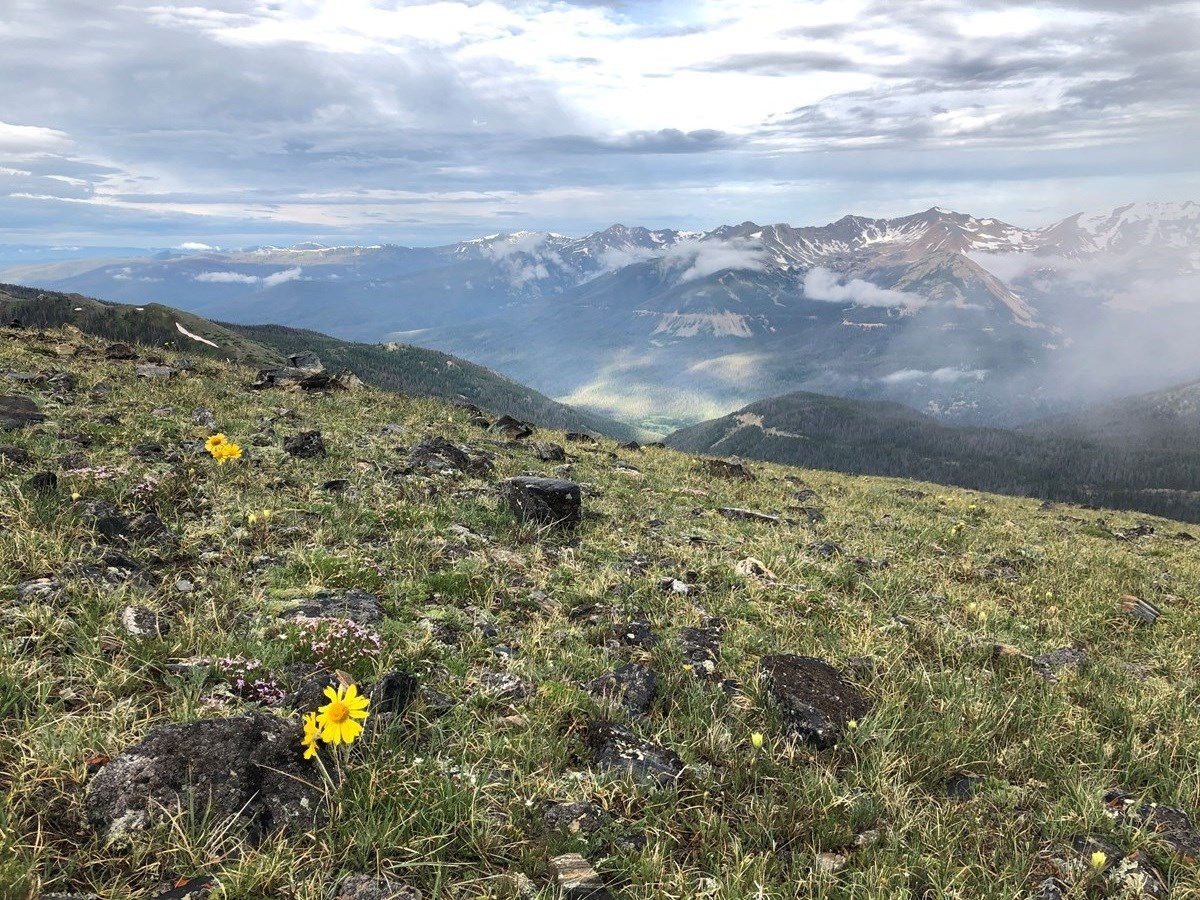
{"left": 279, "top": 588, "right": 384, "bottom": 626}
{"left": 587, "top": 721, "right": 684, "bottom": 785}
{"left": 758, "top": 655, "right": 870, "bottom": 749}
{"left": 335, "top": 875, "right": 422, "bottom": 900}
{"left": 586, "top": 664, "right": 658, "bottom": 716}
{"left": 283, "top": 429, "right": 326, "bottom": 459}
{"left": 85, "top": 712, "right": 322, "bottom": 844}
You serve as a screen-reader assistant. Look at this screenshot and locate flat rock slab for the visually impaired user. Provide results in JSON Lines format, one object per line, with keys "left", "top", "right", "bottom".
{"left": 501, "top": 477, "right": 582, "bottom": 528}
{"left": 0, "top": 394, "right": 45, "bottom": 431}
{"left": 550, "top": 853, "right": 612, "bottom": 900}
{"left": 758, "top": 655, "right": 870, "bottom": 749}
{"left": 703, "top": 458, "right": 755, "bottom": 480}
{"left": 587, "top": 720, "right": 684, "bottom": 785}
{"left": 86, "top": 712, "right": 322, "bottom": 844}
{"left": 135, "top": 364, "right": 178, "bottom": 379}
{"left": 279, "top": 588, "right": 384, "bottom": 626}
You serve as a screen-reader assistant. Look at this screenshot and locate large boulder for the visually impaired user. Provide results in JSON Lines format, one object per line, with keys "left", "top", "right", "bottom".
{"left": 85, "top": 712, "right": 322, "bottom": 844}
{"left": 0, "top": 394, "right": 45, "bottom": 431}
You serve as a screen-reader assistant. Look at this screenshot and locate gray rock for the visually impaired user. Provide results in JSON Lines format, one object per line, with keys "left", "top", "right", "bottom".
{"left": 279, "top": 588, "right": 384, "bottom": 626}
{"left": 192, "top": 407, "right": 217, "bottom": 429}
{"left": 501, "top": 477, "right": 582, "bottom": 529}
{"left": 335, "top": 876, "right": 422, "bottom": 900}
{"left": 533, "top": 441, "right": 566, "bottom": 461}
{"left": 490, "top": 415, "right": 533, "bottom": 441}
{"left": 586, "top": 664, "right": 658, "bottom": 716}
{"left": 478, "top": 671, "right": 534, "bottom": 702}
{"left": 606, "top": 621, "right": 658, "bottom": 649}
{"left": 283, "top": 430, "right": 326, "bottom": 459}
{"left": 758, "top": 655, "right": 871, "bottom": 749}
{"left": 16, "top": 576, "right": 62, "bottom": 605}
{"left": 1032, "top": 647, "right": 1088, "bottom": 681}
{"left": 0, "top": 394, "right": 45, "bottom": 431}
{"left": 550, "top": 853, "right": 611, "bottom": 900}
{"left": 1105, "top": 791, "right": 1200, "bottom": 859}
{"left": 104, "top": 343, "right": 137, "bottom": 360}
{"left": 587, "top": 721, "right": 684, "bottom": 785}
{"left": 0, "top": 443, "right": 33, "bottom": 465}
{"left": 703, "top": 458, "right": 754, "bottom": 480}
{"left": 544, "top": 801, "right": 609, "bottom": 834}
{"left": 135, "top": 364, "right": 178, "bottom": 379}
{"left": 85, "top": 712, "right": 323, "bottom": 844}
{"left": 120, "top": 604, "right": 170, "bottom": 638}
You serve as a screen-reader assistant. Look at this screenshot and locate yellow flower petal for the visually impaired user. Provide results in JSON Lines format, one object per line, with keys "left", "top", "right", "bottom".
{"left": 323, "top": 685, "right": 341, "bottom": 703}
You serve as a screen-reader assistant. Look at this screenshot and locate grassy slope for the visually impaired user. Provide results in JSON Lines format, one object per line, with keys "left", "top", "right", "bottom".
{"left": 2, "top": 327, "right": 1199, "bottom": 899}
{"left": 0, "top": 284, "right": 641, "bottom": 441}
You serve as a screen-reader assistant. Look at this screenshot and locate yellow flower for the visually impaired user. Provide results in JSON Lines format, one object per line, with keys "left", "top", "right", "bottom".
{"left": 247, "top": 512, "right": 258, "bottom": 525}
{"left": 1090, "top": 850, "right": 1107, "bottom": 870}
{"left": 260, "top": 508, "right": 273, "bottom": 519}
{"left": 301, "top": 711, "right": 320, "bottom": 759}
{"left": 317, "top": 683, "right": 370, "bottom": 745}
{"left": 847, "top": 719, "right": 858, "bottom": 730}
{"left": 751, "top": 732, "right": 764, "bottom": 749}
{"left": 204, "top": 433, "right": 227, "bottom": 452}
{"left": 70, "top": 491, "right": 81, "bottom": 501}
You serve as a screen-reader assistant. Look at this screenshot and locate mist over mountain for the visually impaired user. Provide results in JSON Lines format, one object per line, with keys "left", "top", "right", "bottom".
{"left": 4, "top": 201, "right": 1198, "bottom": 432}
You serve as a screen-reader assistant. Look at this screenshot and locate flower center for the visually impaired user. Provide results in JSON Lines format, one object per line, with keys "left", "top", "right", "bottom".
{"left": 326, "top": 700, "right": 349, "bottom": 723}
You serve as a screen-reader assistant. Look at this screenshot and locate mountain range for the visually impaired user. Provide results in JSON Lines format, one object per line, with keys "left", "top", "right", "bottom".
{"left": 3, "top": 201, "right": 1198, "bottom": 433}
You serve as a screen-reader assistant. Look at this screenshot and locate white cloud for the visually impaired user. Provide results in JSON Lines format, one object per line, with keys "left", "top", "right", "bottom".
{"left": 882, "top": 367, "right": 988, "bottom": 384}
{"left": 194, "top": 270, "right": 260, "bottom": 284}
{"left": 804, "top": 266, "right": 925, "bottom": 308}
{"left": 192, "top": 266, "right": 303, "bottom": 286}
{"left": 177, "top": 241, "right": 217, "bottom": 251}
{"left": 262, "top": 266, "right": 303, "bottom": 286}
{"left": 664, "top": 237, "right": 769, "bottom": 283}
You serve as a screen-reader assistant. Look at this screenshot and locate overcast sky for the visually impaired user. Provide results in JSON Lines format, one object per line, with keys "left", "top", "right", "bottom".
{"left": 1, "top": 0, "right": 1198, "bottom": 248}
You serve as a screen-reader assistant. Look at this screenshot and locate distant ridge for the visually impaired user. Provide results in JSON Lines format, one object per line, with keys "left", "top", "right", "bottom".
{"left": 0, "top": 282, "right": 643, "bottom": 441}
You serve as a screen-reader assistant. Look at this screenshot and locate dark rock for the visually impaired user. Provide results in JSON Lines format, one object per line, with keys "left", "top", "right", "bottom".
{"left": 587, "top": 721, "right": 684, "bottom": 785}
{"left": 0, "top": 394, "right": 45, "bottom": 431}
{"left": 794, "top": 489, "right": 821, "bottom": 502}
{"left": 369, "top": 670, "right": 420, "bottom": 718}
{"left": 58, "top": 451, "right": 89, "bottom": 470}
{"left": 135, "top": 364, "right": 178, "bottom": 379}
{"left": 1105, "top": 791, "right": 1200, "bottom": 860}
{"left": 616, "top": 440, "right": 641, "bottom": 451}
{"left": 550, "top": 853, "right": 611, "bottom": 900}
{"left": 467, "top": 415, "right": 491, "bottom": 428}
{"left": 607, "top": 621, "right": 658, "bottom": 649}
{"left": 283, "top": 671, "right": 339, "bottom": 714}
{"left": 533, "top": 440, "right": 566, "bottom": 461}
{"left": 946, "top": 773, "right": 985, "bottom": 800}
{"left": 0, "top": 444, "right": 33, "bottom": 465}
{"left": 757, "top": 655, "right": 870, "bottom": 749}
{"left": 490, "top": 415, "right": 533, "bottom": 441}
{"left": 678, "top": 627, "right": 722, "bottom": 678}
{"left": 283, "top": 430, "right": 326, "bottom": 459}
{"left": 129, "top": 442, "right": 166, "bottom": 459}
{"left": 703, "top": 458, "right": 754, "bottom": 480}
{"left": 796, "top": 506, "right": 825, "bottom": 523}
{"left": 544, "top": 801, "right": 610, "bottom": 835}
{"left": 192, "top": 407, "right": 217, "bottom": 429}
{"left": 90, "top": 381, "right": 113, "bottom": 401}
{"left": 105, "top": 343, "right": 137, "bottom": 360}
{"left": 852, "top": 556, "right": 890, "bottom": 572}
{"left": 120, "top": 604, "right": 170, "bottom": 638}
{"left": 85, "top": 712, "right": 323, "bottom": 844}
{"left": 322, "top": 478, "right": 352, "bottom": 493}
{"left": 288, "top": 351, "right": 323, "bottom": 371}
{"left": 807, "top": 541, "right": 844, "bottom": 558}
{"left": 501, "top": 477, "right": 582, "bottom": 528}
{"left": 335, "top": 876, "right": 422, "bottom": 900}
{"left": 586, "top": 664, "right": 658, "bottom": 716}
{"left": 565, "top": 432, "right": 596, "bottom": 444}
{"left": 1032, "top": 647, "right": 1088, "bottom": 681}
{"left": 407, "top": 435, "right": 470, "bottom": 473}
{"left": 1116, "top": 522, "right": 1155, "bottom": 541}
{"left": 717, "top": 507, "right": 782, "bottom": 525}
{"left": 22, "top": 470, "right": 58, "bottom": 494}
{"left": 279, "top": 588, "right": 384, "bottom": 626}
{"left": 148, "top": 876, "right": 216, "bottom": 899}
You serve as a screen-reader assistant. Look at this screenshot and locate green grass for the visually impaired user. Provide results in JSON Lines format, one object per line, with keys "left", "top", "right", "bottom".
{"left": 2, "top": 326, "right": 1199, "bottom": 899}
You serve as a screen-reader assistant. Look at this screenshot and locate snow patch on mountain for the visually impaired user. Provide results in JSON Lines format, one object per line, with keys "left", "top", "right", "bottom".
{"left": 652, "top": 310, "right": 755, "bottom": 338}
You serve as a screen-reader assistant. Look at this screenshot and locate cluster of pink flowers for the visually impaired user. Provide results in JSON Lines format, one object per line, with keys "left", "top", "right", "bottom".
{"left": 215, "top": 655, "right": 284, "bottom": 704}
{"left": 133, "top": 473, "right": 162, "bottom": 497}
{"left": 298, "top": 617, "right": 382, "bottom": 672}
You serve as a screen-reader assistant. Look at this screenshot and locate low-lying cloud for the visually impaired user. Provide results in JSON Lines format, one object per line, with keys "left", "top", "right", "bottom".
{"left": 804, "top": 266, "right": 926, "bottom": 309}
{"left": 193, "top": 267, "right": 303, "bottom": 287}
{"left": 882, "top": 367, "right": 988, "bottom": 384}
{"left": 664, "top": 237, "right": 769, "bottom": 283}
